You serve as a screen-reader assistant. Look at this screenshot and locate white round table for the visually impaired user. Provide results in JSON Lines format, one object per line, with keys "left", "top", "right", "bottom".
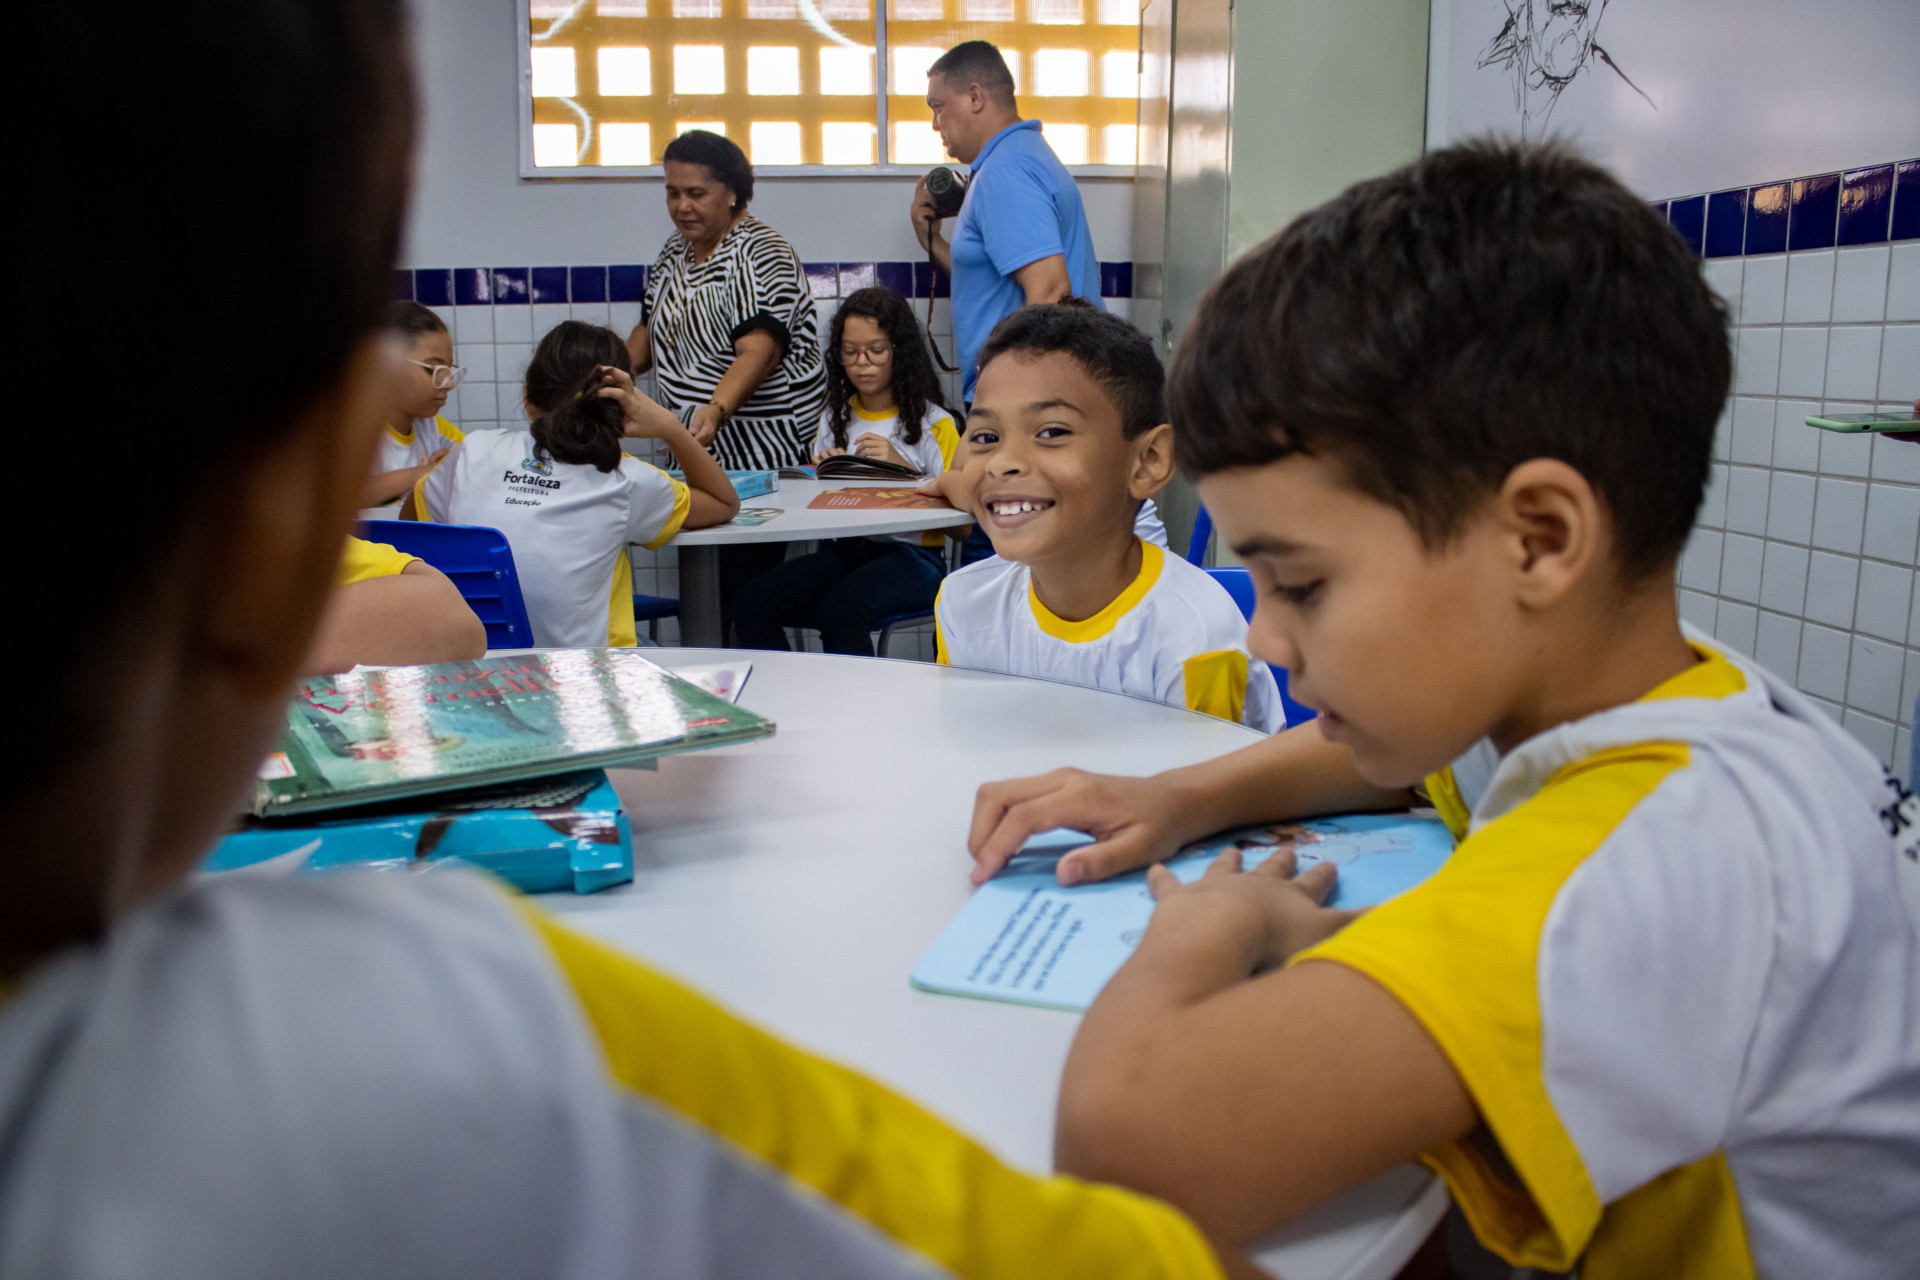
{"left": 541, "top": 649, "right": 1447, "bottom": 1279}
{"left": 658, "top": 479, "right": 974, "bottom": 645}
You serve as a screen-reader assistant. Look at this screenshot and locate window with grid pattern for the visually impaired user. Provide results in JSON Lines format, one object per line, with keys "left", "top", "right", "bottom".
{"left": 523, "top": 0, "right": 1140, "bottom": 174}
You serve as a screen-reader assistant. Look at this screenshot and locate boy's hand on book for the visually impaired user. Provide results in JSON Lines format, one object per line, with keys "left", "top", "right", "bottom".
{"left": 916, "top": 467, "right": 974, "bottom": 515}
{"left": 1145, "top": 845, "right": 1357, "bottom": 972}
{"left": 969, "top": 768, "right": 1190, "bottom": 886}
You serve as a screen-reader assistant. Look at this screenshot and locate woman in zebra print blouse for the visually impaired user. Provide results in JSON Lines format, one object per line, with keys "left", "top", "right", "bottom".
{"left": 625, "top": 130, "right": 826, "bottom": 471}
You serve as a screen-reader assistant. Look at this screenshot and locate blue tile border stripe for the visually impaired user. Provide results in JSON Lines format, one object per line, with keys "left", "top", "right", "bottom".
{"left": 395, "top": 260, "right": 1136, "bottom": 304}
{"left": 1664, "top": 155, "right": 1917, "bottom": 259}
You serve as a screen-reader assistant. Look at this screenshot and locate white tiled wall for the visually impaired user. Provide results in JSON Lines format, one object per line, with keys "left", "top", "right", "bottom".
{"left": 1682, "top": 241, "right": 1920, "bottom": 767}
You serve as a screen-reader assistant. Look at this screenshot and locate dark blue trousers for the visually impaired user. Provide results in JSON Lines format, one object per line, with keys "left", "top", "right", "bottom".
{"left": 733, "top": 538, "right": 946, "bottom": 657}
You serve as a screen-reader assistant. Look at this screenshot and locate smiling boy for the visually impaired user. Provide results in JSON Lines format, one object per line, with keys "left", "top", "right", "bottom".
{"left": 1013, "top": 143, "right": 1920, "bottom": 1278}
{"left": 934, "top": 304, "right": 1282, "bottom": 747}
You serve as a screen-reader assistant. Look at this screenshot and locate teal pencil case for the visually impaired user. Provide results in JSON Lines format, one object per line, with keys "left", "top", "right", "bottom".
{"left": 665, "top": 468, "right": 778, "bottom": 499}
{"left": 203, "top": 770, "right": 633, "bottom": 894}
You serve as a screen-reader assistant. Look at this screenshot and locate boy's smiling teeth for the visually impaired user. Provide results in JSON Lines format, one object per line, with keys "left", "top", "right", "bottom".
{"left": 988, "top": 499, "right": 1054, "bottom": 515}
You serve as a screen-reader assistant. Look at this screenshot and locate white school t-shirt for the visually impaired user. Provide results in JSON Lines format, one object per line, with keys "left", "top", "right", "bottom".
{"left": 1307, "top": 633, "right": 1920, "bottom": 1278}
{"left": 815, "top": 402, "right": 960, "bottom": 548}
{"left": 418, "top": 428, "right": 689, "bottom": 648}
{"left": 813, "top": 401, "right": 959, "bottom": 478}
{"left": 0, "top": 871, "right": 1223, "bottom": 1280}
{"left": 934, "top": 538, "right": 1282, "bottom": 732}
{"left": 375, "top": 415, "right": 464, "bottom": 473}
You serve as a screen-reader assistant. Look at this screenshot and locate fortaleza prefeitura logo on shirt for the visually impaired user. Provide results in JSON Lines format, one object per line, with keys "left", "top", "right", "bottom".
{"left": 503, "top": 454, "right": 561, "bottom": 503}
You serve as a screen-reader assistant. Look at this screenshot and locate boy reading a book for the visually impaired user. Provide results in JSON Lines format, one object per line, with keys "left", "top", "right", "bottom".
{"left": 0, "top": 6, "right": 1247, "bottom": 1278}
{"left": 975, "top": 143, "right": 1920, "bottom": 1276}
{"left": 933, "top": 303, "right": 1283, "bottom": 736}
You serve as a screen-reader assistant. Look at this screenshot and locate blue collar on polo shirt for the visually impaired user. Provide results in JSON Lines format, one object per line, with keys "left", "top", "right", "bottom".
{"left": 970, "top": 119, "right": 1041, "bottom": 173}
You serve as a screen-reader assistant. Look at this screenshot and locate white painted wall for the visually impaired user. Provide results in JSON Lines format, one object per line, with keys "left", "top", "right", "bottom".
{"left": 1429, "top": 0, "right": 1920, "bottom": 767}
{"left": 1429, "top": 0, "right": 1920, "bottom": 197}
{"left": 401, "top": 0, "right": 1134, "bottom": 268}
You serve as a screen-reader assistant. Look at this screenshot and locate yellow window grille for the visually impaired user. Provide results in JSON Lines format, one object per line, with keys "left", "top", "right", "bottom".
{"left": 525, "top": 0, "right": 1140, "bottom": 172}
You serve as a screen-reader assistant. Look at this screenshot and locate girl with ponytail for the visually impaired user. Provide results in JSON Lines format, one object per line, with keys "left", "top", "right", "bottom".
{"left": 414, "top": 320, "right": 738, "bottom": 646}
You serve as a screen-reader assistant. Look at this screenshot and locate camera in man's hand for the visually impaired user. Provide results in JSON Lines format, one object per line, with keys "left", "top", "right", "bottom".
{"left": 925, "top": 166, "right": 968, "bottom": 219}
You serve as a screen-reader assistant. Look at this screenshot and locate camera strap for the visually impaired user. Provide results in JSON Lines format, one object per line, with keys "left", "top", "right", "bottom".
{"left": 926, "top": 243, "right": 957, "bottom": 374}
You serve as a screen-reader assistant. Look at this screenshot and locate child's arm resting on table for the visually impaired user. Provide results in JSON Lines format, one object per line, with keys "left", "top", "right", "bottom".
{"left": 301, "top": 561, "right": 487, "bottom": 674}
{"left": 969, "top": 721, "right": 1415, "bottom": 886}
{"left": 597, "top": 364, "right": 740, "bottom": 528}
{"left": 513, "top": 904, "right": 1259, "bottom": 1280}
{"left": 1055, "top": 849, "right": 1476, "bottom": 1245}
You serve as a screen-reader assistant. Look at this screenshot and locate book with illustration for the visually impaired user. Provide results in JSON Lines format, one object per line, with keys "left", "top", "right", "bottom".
{"left": 807, "top": 487, "right": 951, "bottom": 511}
{"left": 911, "top": 813, "right": 1455, "bottom": 1012}
{"left": 254, "top": 649, "right": 775, "bottom": 818}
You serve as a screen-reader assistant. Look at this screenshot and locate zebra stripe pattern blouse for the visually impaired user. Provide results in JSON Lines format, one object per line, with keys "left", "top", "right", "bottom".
{"left": 643, "top": 215, "right": 828, "bottom": 470}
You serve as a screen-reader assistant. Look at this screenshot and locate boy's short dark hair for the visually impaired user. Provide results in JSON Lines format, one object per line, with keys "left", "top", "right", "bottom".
{"left": 1168, "top": 139, "right": 1730, "bottom": 579}
{"left": 662, "top": 130, "right": 754, "bottom": 209}
{"left": 385, "top": 300, "right": 449, "bottom": 338}
{"left": 929, "top": 41, "right": 1016, "bottom": 106}
{"left": 20, "top": 0, "right": 413, "bottom": 791}
{"left": 978, "top": 300, "right": 1164, "bottom": 440}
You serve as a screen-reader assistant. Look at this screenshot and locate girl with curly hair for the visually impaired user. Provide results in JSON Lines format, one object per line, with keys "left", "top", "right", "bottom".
{"left": 734, "top": 287, "right": 962, "bottom": 654}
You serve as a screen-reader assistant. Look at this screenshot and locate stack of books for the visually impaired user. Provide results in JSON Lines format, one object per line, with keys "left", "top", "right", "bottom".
{"left": 206, "top": 650, "right": 774, "bottom": 894}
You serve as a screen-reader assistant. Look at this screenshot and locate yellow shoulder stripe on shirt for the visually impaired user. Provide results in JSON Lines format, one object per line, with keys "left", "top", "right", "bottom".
{"left": 337, "top": 536, "right": 416, "bottom": 586}
{"left": 1419, "top": 642, "right": 1743, "bottom": 845}
{"left": 515, "top": 907, "right": 1224, "bottom": 1280}
{"left": 1029, "top": 540, "right": 1163, "bottom": 643}
{"left": 1295, "top": 741, "right": 1694, "bottom": 1273}
{"left": 930, "top": 415, "right": 959, "bottom": 469}
{"left": 934, "top": 585, "right": 952, "bottom": 664}
{"left": 434, "top": 414, "right": 465, "bottom": 445}
{"left": 605, "top": 551, "right": 638, "bottom": 647}
{"left": 639, "top": 469, "right": 694, "bottom": 550}
{"left": 1579, "top": 1151, "right": 1756, "bottom": 1280}
{"left": 1182, "top": 650, "right": 1249, "bottom": 725}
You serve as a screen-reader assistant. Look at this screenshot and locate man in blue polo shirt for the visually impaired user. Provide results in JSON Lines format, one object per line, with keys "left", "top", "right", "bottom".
{"left": 909, "top": 40, "right": 1104, "bottom": 405}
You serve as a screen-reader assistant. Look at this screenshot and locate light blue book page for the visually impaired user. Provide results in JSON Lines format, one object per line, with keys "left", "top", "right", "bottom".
{"left": 911, "top": 813, "right": 1454, "bottom": 1013}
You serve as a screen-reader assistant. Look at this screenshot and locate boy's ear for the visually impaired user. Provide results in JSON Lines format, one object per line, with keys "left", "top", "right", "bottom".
{"left": 1127, "top": 422, "right": 1175, "bottom": 501}
{"left": 192, "top": 335, "right": 399, "bottom": 700}
{"left": 1495, "top": 458, "right": 1604, "bottom": 610}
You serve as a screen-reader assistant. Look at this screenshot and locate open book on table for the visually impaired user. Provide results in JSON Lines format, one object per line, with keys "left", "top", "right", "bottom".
{"left": 813, "top": 454, "right": 924, "bottom": 482}
{"left": 911, "top": 813, "right": 1454, "bottom": 1012}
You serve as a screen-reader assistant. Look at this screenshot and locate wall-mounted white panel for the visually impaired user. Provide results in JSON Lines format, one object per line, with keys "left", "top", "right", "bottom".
{"left": 1430, "top": 0, "right": 1920, "bottom": 198}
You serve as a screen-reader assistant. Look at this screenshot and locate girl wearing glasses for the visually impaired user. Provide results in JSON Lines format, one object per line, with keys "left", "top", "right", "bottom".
{"left": 364, "top": 301, "right": 467, "bottom": 509}
{"left": 733, "top": 287, "right": 962, "bottom": 656}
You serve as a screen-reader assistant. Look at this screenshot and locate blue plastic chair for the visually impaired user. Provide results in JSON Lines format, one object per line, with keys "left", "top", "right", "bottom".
{"left": 1186, "top": 505, "right": 1215, "bottom": 566}
{"left": 357, "top": 520, "right": 535, "bottom": 651}
{"left": 632, "top": 593, "right": 679, "bottom": 641}
{"left": 1203, "top": 565, "right": 1316, "bottom": 728}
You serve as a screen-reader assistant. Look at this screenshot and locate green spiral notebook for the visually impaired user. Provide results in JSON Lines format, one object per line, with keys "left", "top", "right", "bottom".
{"left": 255, "top": 649, "right": 774, "bottom": 817}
